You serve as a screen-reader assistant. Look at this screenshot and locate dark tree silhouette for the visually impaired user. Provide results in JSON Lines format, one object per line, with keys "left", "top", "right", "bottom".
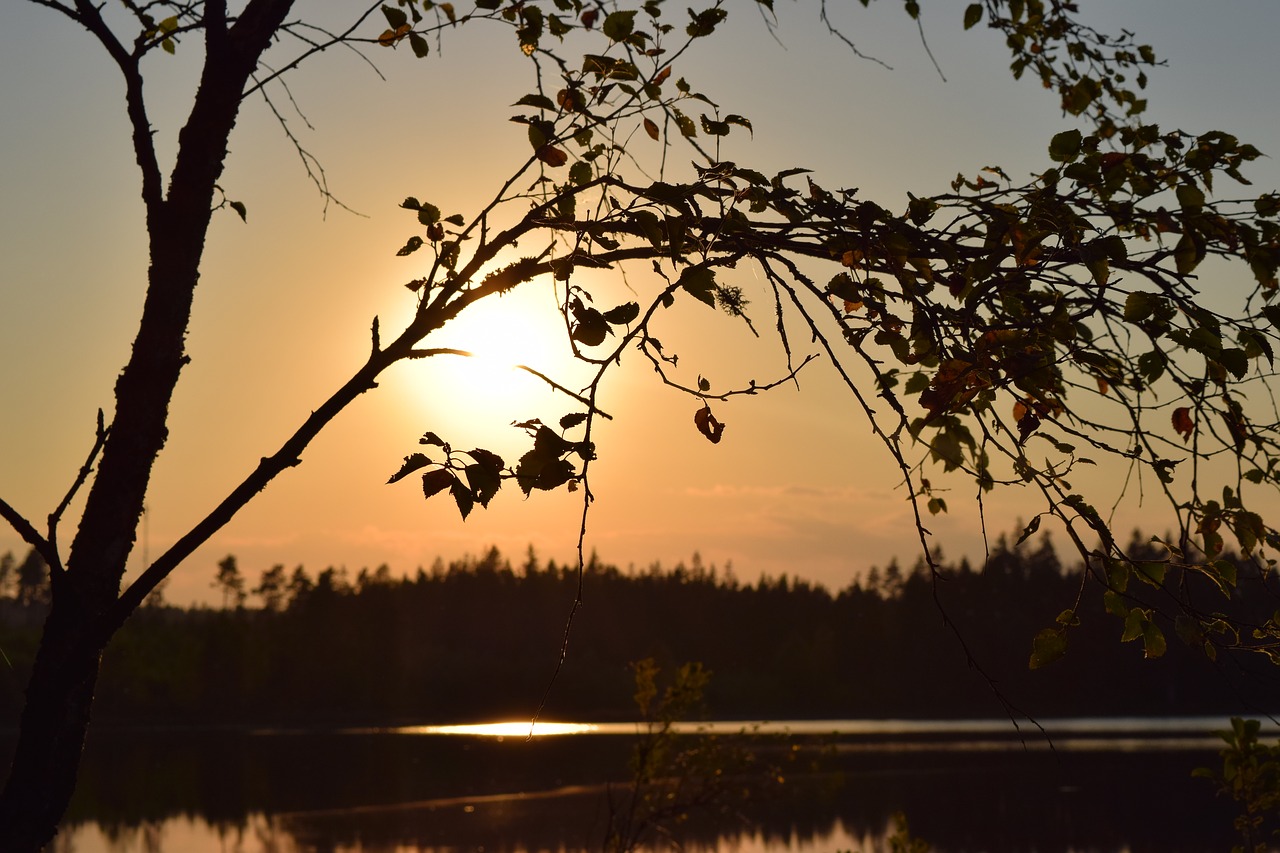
{"left": 3, "top": 1, "right": 1280, "bottom": 849}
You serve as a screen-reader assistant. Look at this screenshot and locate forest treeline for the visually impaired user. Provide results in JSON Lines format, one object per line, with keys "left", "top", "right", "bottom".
{"left": 1, "top": 531, "right": 1277, "bottom": 727}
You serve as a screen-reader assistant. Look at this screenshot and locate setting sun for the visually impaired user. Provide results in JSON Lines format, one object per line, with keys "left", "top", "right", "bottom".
{"left": 398, "top": 282, "right": 599, "bottom": 445}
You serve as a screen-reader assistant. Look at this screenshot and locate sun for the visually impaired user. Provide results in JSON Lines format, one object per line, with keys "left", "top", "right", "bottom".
{"left": 402, "top": 285, "right": 595, "bottom": 445}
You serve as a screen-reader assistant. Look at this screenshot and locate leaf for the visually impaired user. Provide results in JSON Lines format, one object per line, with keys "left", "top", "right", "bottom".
{"left": 1176, "top": 184, "right": 1206, "bottom": 211}
{"left": 408, "top": 32, "right": 430, "bottom": 58}
{"left": 678, "top": 266, "right": 716, "bottom": 307}
{"left": 1123, "top": 292, "right": 1158, "bottom": 323}
{"left": 421, "top": 467, "right": 454, "bottom": 500}
{"left": 228, "top": 200, "right": 247, "bottom": 222}
{"left": 963, "top": 3, "right": 982, "bottom": 29}
{"left": 1172, "top": 407, "right": 1194, "bottom": 442}
{"left": 571, "top": 305, "right": 610, "bottom": 346}
{"left": 569, "top": 161, "right": 593, "bottom": 186}
{"left": 515, "top": 426, "right": 576, "bottom": 495}
{"left": 381, "top": 4, "right": 408, "bottom": 30}
{"left": 515, "top": 93, "right": 557, "bottom": 111}
{"left": 602, "top": 9, "right": 636, "bottom": 41}
{"left": 559, "top": 412, "right": 588, "bottom": 429}
{"left": 1029, "top": 628, "right": 1067, "bottom": 669}
{"left": 700, "top": 114, "right": 729, "bottom": 136}
{"left": 686, "top": 6, "right": 727, "bottom": 37}
{"left": 536, "top": 145, "right": 569, "bottom": 167}
{"left": 419, "top": 431, "right": 447, "bottom": 447}
{"left": 1014, "top": 515, "right": 1041, "bottom": 546}
{"left": 603, "top": 302, "right": 640, "bottom": 325}
{"left": 1174, "top": 232, "right": 1204, "bottom": 275}
{"left": 694, "top": 405, "right": 725, "bottom": 444}
{"left": 450, "top": 479, "right": 475, "bottom": 520}
{"left": 1135, "top": 561, "right": 1168, "bottom": 587}
{"left": 417, "top": 203, "right": 441, "bottom": 226}
{"left": 397, "top": 236, "right": 424, "bottom": 256}
{"left": 388, "top": 453, "right": 433, "bottom": 484}
{"left": 724, "top": 114, "right": 753, "bottom": 136}
{"left": 643, "top": 117, "right": 660, "bottom": 141}
{"left": 1048, "top": 129, "right": 1082, "bottom": 163}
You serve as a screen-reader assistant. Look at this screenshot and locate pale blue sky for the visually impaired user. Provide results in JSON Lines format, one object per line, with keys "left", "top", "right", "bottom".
{"left": 1, "top": 1, "right": 1277, "bottom": 604}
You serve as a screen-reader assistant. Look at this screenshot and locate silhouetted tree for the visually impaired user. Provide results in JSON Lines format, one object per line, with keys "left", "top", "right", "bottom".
{"left": 211, "top": 556, "right": 246, "bottom": 610}
{"left": 3, "top": 2, "right": 1280, "bottom": 849}
{"left": 14, "top": 549, "right": 48, "bottom": 609}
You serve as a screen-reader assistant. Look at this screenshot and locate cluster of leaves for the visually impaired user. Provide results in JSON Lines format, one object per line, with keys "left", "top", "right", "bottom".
{"left": 961, "top": 0, "right": 1160, "bottom": 135}
{"left": 386, "top": 418, "right": 593, "bottom": 518}
{"left": 1194, "top": 718, "right": 1280, "bottom": 853}
{"left": 603, "top": 658, "right": 798, "bottom": 853}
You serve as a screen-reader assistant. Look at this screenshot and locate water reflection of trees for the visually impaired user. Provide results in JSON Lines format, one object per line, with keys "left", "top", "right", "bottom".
{"left": 48, "top": 731, "right": 1239, "bottom": 852}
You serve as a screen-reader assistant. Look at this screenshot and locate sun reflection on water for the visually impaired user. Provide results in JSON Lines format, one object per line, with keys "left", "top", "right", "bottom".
{"left": 400, "top": 721, "right": 602, "bottom": 737}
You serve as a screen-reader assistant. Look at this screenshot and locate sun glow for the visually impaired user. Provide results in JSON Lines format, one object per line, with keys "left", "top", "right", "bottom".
{"left": 404, "top": 285, "right": 596, "bottom": 441}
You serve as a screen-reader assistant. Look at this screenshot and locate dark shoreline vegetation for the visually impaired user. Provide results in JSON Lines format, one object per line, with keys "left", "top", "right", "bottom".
{"left": 2, "top": 528, "right": 1278, "bottom": 728}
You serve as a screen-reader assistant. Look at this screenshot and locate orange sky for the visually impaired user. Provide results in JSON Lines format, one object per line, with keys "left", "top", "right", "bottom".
{"left": 2, "top": 1, "right": 1278, "bottom": 606}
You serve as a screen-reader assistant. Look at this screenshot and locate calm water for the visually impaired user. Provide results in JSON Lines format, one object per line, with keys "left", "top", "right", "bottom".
{"left": 26, "top": 717, "right": 1264, "bottom": 852}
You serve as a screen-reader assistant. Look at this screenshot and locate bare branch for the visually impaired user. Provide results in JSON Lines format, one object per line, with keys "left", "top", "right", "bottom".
{"left": 46, "top": 410, "right": 109, "bottom": 572}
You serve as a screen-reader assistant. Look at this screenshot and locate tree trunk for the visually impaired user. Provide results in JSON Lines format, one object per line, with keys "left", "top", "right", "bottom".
{"left": 0, "top": 597, "right": 107, "bottom": 851}
{"left": 0, "top": 3, "right": 296, "bottom": 847}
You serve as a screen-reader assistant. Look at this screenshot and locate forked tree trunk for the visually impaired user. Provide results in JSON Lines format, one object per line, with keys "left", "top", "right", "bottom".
{"left": 0, "top": 3, "right": 296, "bottom": 848}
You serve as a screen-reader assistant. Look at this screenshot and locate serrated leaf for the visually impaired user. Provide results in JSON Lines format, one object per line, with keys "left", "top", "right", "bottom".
{"left": 1029, "top": 628, "right": 1067, "bottom": 669}
{"left": 603, "top": 302, "right": 640, "bottom": 325}
{"left": 463, "top": 461, "right": 501, "bottom": 508}
{"left": 450, "top": 479, "right": 476, "bottom": 519}
{"left": 417, "top": 204, "right": 441, "bottom": 226}
{"left": 1048, "top": 129, "right": 1082, "bottom": 163}
{"left": 382, "top": 4, "right": 409, "bottom": 29}
{"left": 1123, "top": 292, "right": 1158, "bottom": 323}
{"left": 421, "top": 467, "right": 454, "bottom": 499}
{"left": 388, "top": 453, "right": 433, "bottom": 484}
{"left": 515, "top": 93, "right": 557, "bottom": 111}
{"left": 559, "top": 412, "right": 588, "bottom": 430}
{"left": 602, "top": 9, "right": 636, "bottom": 41}
{"left": 397, "top": 236, "right": 424, "bottom": 256}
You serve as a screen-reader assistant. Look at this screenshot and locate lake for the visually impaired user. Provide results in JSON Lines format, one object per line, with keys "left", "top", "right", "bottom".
{"left": 24, "top": 716, "right": 1262, "bottom": 852}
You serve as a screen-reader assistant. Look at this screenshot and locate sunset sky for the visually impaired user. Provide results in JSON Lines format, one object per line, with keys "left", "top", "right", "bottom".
{"left": 2, "top": 1, "right": 1278, "bottom": 606}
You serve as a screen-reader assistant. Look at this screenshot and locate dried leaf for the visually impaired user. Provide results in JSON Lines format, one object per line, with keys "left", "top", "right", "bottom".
{"left": 694, "top": 405, "right": 725, "bottom": 444}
